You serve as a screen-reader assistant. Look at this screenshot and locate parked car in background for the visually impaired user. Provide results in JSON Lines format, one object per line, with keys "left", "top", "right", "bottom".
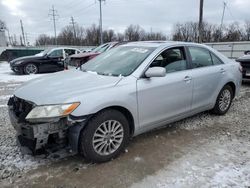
{"left": 8, "top": 41, "right": 241, "bottom": 163}
{"left": 9, "top": 47, "right": 81, "bottom": 74}
{"left": 236, "top": 53, "right": 250, "bottom": 80}
{"left": 244, "top": 50, "right": 250, "bottom": 55}
{"left": 0, "top": 48, "right": 44, "bottom": 62}
{"left": 67, "top": 42, "right": 123, "bottom": 67}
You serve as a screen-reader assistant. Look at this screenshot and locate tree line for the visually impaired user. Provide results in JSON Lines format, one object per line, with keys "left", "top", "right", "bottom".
{"left": 173, "top": 21, "right": 250, "bottom": 42}
{"left": 2, "top": 18, "right": 250, "bottom": 46}
{"left": 35, "top": 24, "right": 167, "bottom": 46}
{"left": 36, "top": 21, "right": 250, "bottom": 46}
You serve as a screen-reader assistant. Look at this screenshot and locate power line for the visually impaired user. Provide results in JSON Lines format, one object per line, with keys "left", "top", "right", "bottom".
{"left": 49, "top": 5, "right": 59, "bottom": 45}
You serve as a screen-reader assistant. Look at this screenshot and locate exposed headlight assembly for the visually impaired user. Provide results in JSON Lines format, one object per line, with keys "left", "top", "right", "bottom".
{"left": 25, "top": 102, "right": 80, "bottom": 120}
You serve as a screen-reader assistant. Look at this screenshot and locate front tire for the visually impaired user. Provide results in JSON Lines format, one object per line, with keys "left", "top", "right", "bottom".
{"left": 79, "top": 109, "right": 130, "bottom": 163}
{"left": 212, "top": 85, "right": 233, "bottom": 115}
{"left": 24, "top": 63, "right": 38, "bottom": 74}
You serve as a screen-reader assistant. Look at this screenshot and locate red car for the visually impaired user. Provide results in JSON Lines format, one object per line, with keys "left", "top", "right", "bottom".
{"left": 68, "top": 42, "right": 123, "bottom": 68}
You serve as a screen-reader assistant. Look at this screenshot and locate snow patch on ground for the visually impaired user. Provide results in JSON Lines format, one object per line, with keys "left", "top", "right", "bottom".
{"left": 130, "top": 140, "right": 250, "bottom": 188}
{"left": 0, "top": 95, "right": 11, "bottom": 100}
{"left": 0, "top": 62, "right": 48, "bottom": 83}
{"left": 134, "top": 156, "right": 143, "bottom": 162}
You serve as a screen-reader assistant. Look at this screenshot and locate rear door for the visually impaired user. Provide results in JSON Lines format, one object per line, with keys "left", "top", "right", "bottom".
{"left": 187, "top": 46, "right": 225, "bottom": 110}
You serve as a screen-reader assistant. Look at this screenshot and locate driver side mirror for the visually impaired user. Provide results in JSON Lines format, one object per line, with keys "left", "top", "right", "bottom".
{"left": 145, "top": 67, "right": 166, "bottom": 78}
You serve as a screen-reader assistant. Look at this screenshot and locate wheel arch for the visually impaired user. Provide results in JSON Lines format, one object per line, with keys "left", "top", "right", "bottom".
{"left": 225, "top": 81, "right": 236, "bottom": 99}
{"left": 98, "top": 106, "right": 135, "bottom": 137}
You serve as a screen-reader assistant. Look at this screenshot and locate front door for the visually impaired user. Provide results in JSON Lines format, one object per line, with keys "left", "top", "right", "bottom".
{"left": 137, "top": 47, "right": 193, "bottom": 128}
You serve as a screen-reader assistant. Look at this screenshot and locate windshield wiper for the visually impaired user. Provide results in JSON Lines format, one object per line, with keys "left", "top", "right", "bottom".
{"left": 97, "top": 72, "right": 120, "bottom": 77}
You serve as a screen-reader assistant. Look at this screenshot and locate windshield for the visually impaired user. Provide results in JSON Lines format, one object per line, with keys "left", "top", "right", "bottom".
{"left": 81, "top": 46, "right": 156, "bottom": 76}
{"left": 35, "top": 48, "right": 52, "bottom": 56}
{"left": 92, "top": 43, "right": 111, "bottom": 53}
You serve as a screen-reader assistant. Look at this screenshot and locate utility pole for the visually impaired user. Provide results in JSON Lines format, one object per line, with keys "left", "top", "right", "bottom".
{"left": 198, "top": 0, "right": 204, "bottom": 43}
{"left": 98, "top": 0, "right": 105, "bottom": 44}
{"left": 49, "top": 5, "right": 59, "bottom": 45}
{"left": 20, "top": 20, "right": 26, "bottom": 46}
{"left": 70, "top": 16, "right": 77, "bottom": 44}
{"left": 25, "top": 32, "right": 29, "bottom": 46}
{"left": 220, "top": 1, "right": 226, "bottom": 39}
{"left": 6, "top": 28, "right": 11, "bottom": 46}
{"left": 20, "top": 35, "right": 23, "bottom": 46}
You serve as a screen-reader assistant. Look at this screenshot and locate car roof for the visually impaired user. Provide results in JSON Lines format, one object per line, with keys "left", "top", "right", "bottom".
{"left": 49, "top": 47, "right": 81, "bottom": 51}
{"left": 122, "top": 41, "right": 207, "bottom": 48}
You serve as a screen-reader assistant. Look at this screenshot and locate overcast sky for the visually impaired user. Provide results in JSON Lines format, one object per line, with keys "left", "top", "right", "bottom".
{"left": 0, "top": 0, "right": 250, "bottom": 44}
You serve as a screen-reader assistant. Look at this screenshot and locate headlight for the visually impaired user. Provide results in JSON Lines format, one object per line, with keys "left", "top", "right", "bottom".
{"left": 25, "top": 102, "right": 80, "bottom": 120}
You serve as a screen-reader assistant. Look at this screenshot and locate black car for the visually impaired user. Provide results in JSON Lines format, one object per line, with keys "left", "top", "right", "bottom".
{"left": 9, "top": 47, "right": 81, "bottom": 74}
{"left": 236, "top": 51, "right": 250, "bottom": 80}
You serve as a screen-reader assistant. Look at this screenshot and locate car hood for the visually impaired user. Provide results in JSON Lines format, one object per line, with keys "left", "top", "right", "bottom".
{"left": 11, "top": 55, "right": 43, "bottom": 63}
{"left": 14, "top": 70, "right": 123, "bottom": 105}
{"left": 70, "top": 52, "right": 100, "bottom": 59}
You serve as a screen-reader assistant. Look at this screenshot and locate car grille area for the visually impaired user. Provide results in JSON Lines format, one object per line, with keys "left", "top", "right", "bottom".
{"left": 8, "top": 96, "right": 33, "bottom": 123}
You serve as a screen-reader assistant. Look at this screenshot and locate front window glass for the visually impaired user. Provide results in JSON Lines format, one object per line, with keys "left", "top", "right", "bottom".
{"left": 48, "top": 49, "right": 63, "bottom": 57}
{"left": 189, "top": 47, "right": 213, "bottom": 68}
{"left": 64, "top": 49, "right": 76, "bottom": 56}
{"left": 82, "top": 46, "right": 156, "bottom": 76}
{"left": 150, "top": 47, "right": 188, "bottom": 73}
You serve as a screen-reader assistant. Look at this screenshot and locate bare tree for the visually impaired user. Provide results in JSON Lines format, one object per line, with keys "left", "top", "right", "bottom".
{"left": 103, "top": 29, "right": 116, "bottom": 43}
{"left": 35, "top": 34, "right": 53, "bottom": 46}
{"left": 223, "top": 22, "right": 243, "bottom": 41}
{"left": 125, "top": 24, "right": 145, "bottom": 41}
{"left": 172, "top": 22, "right": 199, "bottom": 42}
{"left": 85, "top": 24, "right": 100, "bottom": 45}
{"left": 244, "top": 20, "right": 250, "bottom": 41}
{"left": 116, "top": 32, "right": 125, "bottom": 42}
{"left": 143, "top": 31, "right": 166, "bottom": 41}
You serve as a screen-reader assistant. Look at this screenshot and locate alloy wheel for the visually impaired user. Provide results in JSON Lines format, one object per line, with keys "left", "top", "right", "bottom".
{"left": 92, "top": 120, "right": 124, "bottom": 156}
{"left": 218, "top": 89, "right": 231, "bottom": 112}
{"left": 25, "top": 64, "right": 37, "bottom": 74}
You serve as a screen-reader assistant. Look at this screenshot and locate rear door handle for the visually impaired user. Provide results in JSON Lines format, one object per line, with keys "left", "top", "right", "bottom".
{"left": 220, "top": 68, "right": 226, "bottom": 73}
{"left": 184, "top": 76, "right": 192, "bottom": 82}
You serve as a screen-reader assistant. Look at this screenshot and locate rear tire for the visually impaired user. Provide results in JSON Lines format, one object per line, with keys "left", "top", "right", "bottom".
{"left": 79, "top": 109, "right": 130, "bottom": 163}
{"left": 212, "top": 85, "right": 233, "bottom": 115}
{"left": 24, "top": 63, "right": 38, "bottom": 74}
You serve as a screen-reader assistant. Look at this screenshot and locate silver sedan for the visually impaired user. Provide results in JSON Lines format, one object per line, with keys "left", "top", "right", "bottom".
{"left": 8, "top": 41, "right": 242, "bottom": 162}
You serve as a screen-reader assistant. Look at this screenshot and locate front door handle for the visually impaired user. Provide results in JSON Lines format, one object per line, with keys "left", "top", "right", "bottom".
{"left": 184, "top": 76, "right": 192, "bottom": 82}
{"left": 220, "top": 68, "right": 226, "bottom": 74}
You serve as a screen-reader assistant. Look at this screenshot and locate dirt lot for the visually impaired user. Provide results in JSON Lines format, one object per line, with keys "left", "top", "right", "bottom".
{"left": 0, "top": 62, "right": 249, "bottom": 188}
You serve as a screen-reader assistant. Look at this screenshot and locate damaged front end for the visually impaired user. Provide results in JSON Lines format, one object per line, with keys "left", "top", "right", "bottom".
{"left": 7, "top": 96, "right": 88, "bottom": 155}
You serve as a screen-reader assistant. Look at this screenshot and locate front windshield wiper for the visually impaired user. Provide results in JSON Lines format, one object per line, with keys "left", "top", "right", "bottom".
{"left": 97, "top": 72, "right": 121, "bottom": 77}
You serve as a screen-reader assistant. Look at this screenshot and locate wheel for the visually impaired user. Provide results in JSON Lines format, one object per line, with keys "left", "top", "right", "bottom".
{"left": 79, "top": 109, "right": 130, "bottom": 163}
{"left": 212, "top": 85, "right": 233, "bottom": 115}
{"left": 24, "top": 63, "right": 38, "bottom": 74}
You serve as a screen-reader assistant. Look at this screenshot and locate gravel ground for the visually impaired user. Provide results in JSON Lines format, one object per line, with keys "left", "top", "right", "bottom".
{"left": 0, "top": 62, "right": 249, "bottom": 187}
